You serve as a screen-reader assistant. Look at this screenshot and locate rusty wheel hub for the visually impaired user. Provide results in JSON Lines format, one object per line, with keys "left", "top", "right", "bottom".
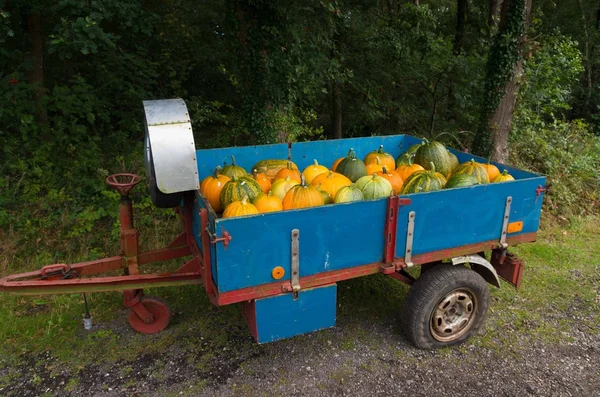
{"left": 430, "top": 287, "right": 478, "bottom": 343}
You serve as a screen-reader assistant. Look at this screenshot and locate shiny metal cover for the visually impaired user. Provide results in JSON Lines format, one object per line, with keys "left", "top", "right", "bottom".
{"left": 143, "top": 98, "right": 199, "bottom": 194}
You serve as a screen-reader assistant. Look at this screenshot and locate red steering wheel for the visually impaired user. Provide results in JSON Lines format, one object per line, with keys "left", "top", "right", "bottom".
{"left": 106, "top": 173, "right": 142, "bottom": 196}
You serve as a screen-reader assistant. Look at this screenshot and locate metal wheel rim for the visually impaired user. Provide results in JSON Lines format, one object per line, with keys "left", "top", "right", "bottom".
{"left": 429, "top": 287, "right": 478, "bottom": 343}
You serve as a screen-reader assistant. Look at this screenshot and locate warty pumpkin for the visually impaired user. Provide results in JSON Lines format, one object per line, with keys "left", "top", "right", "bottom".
{"left": 200, "top": 166, "right": 231, "bottom": 212}
{"left": 222, "top": 196, "right": 259, "bottom": 218}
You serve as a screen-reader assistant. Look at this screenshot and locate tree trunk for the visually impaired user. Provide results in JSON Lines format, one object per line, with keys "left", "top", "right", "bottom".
{"left": 488, "top": 0, "right": 503, "bottom": 28}
{"left": 578, "top": 0, "right": 592, "bottom": 114}
{"left": 454, "top": 0, "right": 467, "bottom": 54}
{"left": 332, "top": 82, "right": 342, "bottom": 139}
{"left": 27, "top": 13, "right": 48, "bottom": 125}
{"left": 473, "top": 0, "right": 531, "bottom": 162}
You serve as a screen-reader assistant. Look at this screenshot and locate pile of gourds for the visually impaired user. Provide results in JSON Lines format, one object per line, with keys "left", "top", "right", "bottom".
{"left": 200, "top": 140, "right": 515, "bottom": 218}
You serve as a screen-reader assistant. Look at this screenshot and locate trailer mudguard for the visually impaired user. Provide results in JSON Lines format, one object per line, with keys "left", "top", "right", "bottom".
{"left": 451, "top": 255, "right": 501, "bottom": 288}
{"left": 143, "top": 98, "right": 199, "bottom": 194}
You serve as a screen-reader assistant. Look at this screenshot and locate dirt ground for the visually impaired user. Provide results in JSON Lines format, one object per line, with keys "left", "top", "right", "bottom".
{"left": 1, "top": 282, "right": 598, "bottom": 397}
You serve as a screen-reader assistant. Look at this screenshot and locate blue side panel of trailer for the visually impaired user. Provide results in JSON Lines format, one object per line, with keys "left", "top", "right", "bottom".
{"left": 213, "top": 199, "right": 387, "bottom": 292}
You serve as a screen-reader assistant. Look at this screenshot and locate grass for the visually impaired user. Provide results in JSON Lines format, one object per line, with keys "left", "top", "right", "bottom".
{"left": 0, "top": 212, "right": 599, "bottom": 393}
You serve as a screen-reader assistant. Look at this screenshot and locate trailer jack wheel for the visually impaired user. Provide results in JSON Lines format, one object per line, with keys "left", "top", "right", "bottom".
{"left": 127, "top": 296, "right": 171, "bottom": 334}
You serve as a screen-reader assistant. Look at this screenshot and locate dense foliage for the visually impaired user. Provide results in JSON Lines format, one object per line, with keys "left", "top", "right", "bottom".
{"left": 1, "top": 0, "right": 599, "bottom": 255}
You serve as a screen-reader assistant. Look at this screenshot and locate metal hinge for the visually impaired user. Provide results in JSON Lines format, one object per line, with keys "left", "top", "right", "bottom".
{"left": 499, "top": 196, "right": 512, "bottom": 249}
{"left": 291, "top": 229, "right": 300, "bottom": 298}
{"left": 405, "top": 211, "right": 416, "bottom": 268}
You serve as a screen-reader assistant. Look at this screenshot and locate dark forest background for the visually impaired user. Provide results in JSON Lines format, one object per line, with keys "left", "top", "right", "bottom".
{"left": 1, "top": 0, "right": 599, "bottom": 251}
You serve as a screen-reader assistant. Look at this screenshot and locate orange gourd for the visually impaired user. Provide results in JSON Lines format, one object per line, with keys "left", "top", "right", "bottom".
{"left": 200, "top": 167, "right": 231, "bottom": 212}
{"left": 270, "top": 176, "right": 300, "bottom": 200}
{"left": 396, "top": 157, "right": 425, "bottom": 182}
{"left": 222, "top": 196, "right": 259, "bottom": 218}
{"left": 275, "top": 161, "right": 302, "bottom": 183}
{"left": 482, "top": 162, "right": 500, "bottom": 182}
{"left": 302, "top": 159, "right": 328, "bottom": 184}
{"left": 364, "top": 145, "right": 395, "bottom": 171}
{"left": 375, "top": 166, "right": 404, "bottom": 194}
{"left": 282, "top": 176, "right": 324, "bottom": 210}
{"left": 365, "top": 158, "right": 384, "bottom": 175}
{"left": 311, "top": 170, "right": 351, "bottom": 200}
{"left": 250, "top": 168, "right": 272, "bottom": 193}
{"left": 253, "top": 192, "right": 283, "bottom": 213}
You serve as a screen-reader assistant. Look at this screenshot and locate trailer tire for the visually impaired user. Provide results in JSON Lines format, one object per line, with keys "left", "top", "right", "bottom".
{"left": 401, "top": 264, "right": 490, "bottom": 349}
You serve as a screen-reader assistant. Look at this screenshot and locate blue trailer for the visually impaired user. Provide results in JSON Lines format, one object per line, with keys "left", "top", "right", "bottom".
{"left": 0, "top": 99, "right": 546, "bottom": 349}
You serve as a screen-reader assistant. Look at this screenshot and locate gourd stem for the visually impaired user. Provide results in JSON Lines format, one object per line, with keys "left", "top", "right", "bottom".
{"left": 429, "top": 161, "right": 436, "bottom": 174}
{"left": 252, "top": 168, "right": 258, "bottom": 178}
{"left": 382, "top": 166, "right": 388, "bottom": 174}
{"left": 213, "top": 166, "right": 221, "bottom": 179}
{"left": 241, "top": 195, "right": 248, "bottom": 205}
{"left": 231, "top": 155, "right": 236, "bottom": 166}
{"left": 378, "top": 144, "right": 384, "bottom": 153}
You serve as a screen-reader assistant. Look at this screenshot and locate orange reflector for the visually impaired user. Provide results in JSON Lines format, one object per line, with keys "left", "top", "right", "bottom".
{"left": 272, "top": 266, "right": 285, "bottom": 280}
{"left": 507, "top": 221, "right": 523, "bottom": 233}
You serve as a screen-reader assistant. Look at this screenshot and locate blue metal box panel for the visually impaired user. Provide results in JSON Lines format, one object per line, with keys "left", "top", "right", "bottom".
{"left": 243, "top": 283, "right": 337, "bottom": 343}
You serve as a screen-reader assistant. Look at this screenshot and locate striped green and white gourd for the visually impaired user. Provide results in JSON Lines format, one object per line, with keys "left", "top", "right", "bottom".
{"left": 414, "top": 139, "right": 453, "bottom": 177}
{"left": 220, "top": 176, "right": 263, "bottom": 210}
{"left": 401, "top": 162, "right": 446, "bottom": 194}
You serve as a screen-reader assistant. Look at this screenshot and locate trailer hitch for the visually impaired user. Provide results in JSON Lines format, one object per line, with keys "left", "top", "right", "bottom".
{"left": 205, "top": 228, "right": 232, "bottom": 248}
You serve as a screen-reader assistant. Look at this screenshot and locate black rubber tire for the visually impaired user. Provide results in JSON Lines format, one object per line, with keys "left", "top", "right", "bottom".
{"left": 401, "top": 264, "right": 490, "bottom": 349}
{"left": 146, "top": 139, "right": 184, "bottom": 208}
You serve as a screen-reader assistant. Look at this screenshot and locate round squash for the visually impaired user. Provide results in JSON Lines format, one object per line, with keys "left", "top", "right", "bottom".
{"left": 364, "top": 145, "right": 395, "bottom": 171}
{"left": 222, "top": 196, "right": 259, "bottom": 218}
{"left": 493, "top": 170, "right": 515, "bottom": 183}
{"left": 482, "top": 162, "right": 500, "bottom": 182}
{"left": 375, "top": 166, "right": 404, "bottom": 194}
{"left": 337, "top": 149, "right": 367, "bottom": 182}
{"left": 356, "top": 174, "right": 393, "bottom": 199}
{"left": 396, "top": 157, "right": 425, "bottom": 182}
{"left": 414, "top": 139, "right": 453, "bottom": 177}
{"left": 220, "top": 155, "right": 247, "bottom": 179}
{"left": 219, "top": 176, "right": 263, "bottom": 210}
{"left": 250, "top": 168, "right": 272, "bottom": 194}
{"left": 447, "top": 151, "right": 459, "bottom": 173}
{"left": 395, "top": 152, "right": 416, "bottom": 168}
{"left": 200, "top": 167, "right": 231, "bottom": 212}
{"left": 283, "top": 176, "right": 324, "bottom": 210}
{"left": 365, "top": 158, "right": 384, "bottom": 175}
{"left": 452, "top": 159, "right": 490, "bottom": 184}
{"left": 270, "top": 176, "right": 300, "bottom": 200}
{"left": 332, "top": 149, "right": 352, "bottom": 171}
{"left": 253, "top": 192, "right": 283, "bottom": 213}
{"left": 401, "top": 162, "right": 446, "bottom": 194}
{"left": 445, "top": 173, "right": 478, "bottom": 189}
{"left": 316, "top": 184, "right": 333, "bottom": 204}
{"left": 302, "top": 159, "right": 328, "bottom": 184}
{"left": 275, "top": 161, "right": 302, "bottom": 183}
{"left": 334, "top": 185, "right": 364, "bottom": 203}
{"left": 252, "top": 159, "right": 299, "bottom": 182}
{"left": 312, "top": 171, "right": 351, "bottom": 200}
